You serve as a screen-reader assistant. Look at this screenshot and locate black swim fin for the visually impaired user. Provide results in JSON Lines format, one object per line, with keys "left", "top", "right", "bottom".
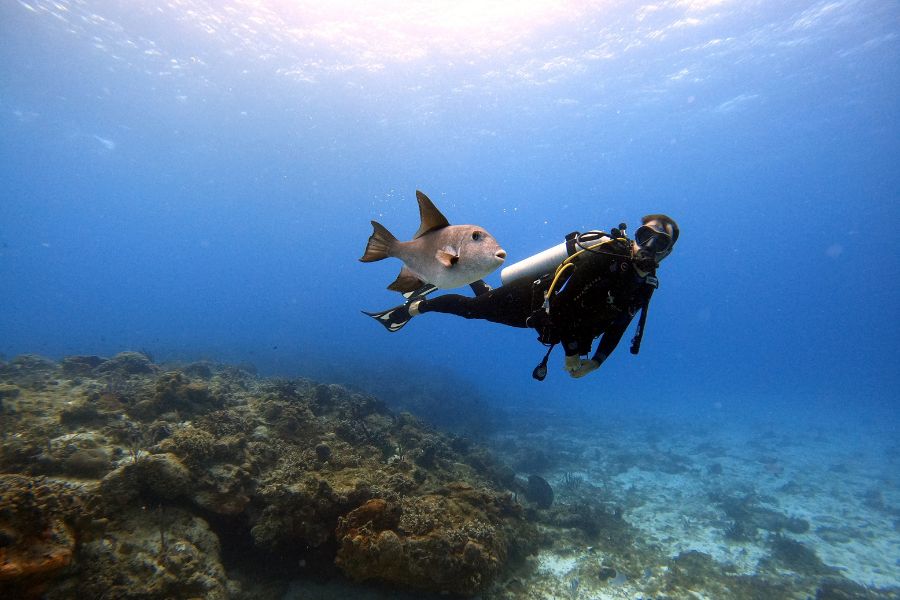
{"left": 469, "top": 279, "right": 492, "bottom": 296}
{"left": 402, "top": 283, "right": 438, "bottom": 301}
{"left": 362, "top": 304, "right": 414, "bottom": 333}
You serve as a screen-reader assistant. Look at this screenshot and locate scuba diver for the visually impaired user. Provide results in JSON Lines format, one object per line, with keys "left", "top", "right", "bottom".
{"left": 364, "top": 214, "right": 679, "bottom": 380}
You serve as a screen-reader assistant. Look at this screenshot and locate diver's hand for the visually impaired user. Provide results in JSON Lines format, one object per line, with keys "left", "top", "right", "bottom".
{"left": 564, "top": 355, "right": 599, "bottom": 378}
{"left": 564, "top": 355, "right": 582, "bottom": 376}
{"left": 571, "top": 359, "right": 600, "bottom": 378}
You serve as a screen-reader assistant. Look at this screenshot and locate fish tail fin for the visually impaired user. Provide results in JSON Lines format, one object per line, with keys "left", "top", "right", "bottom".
{"left": 359, "top": 221, "right": 397, "bottom": 262}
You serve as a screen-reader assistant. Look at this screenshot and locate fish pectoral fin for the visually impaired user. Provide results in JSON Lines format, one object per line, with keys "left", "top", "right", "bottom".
{"left": 435, "top": 248, "right": 459, "bottom": 268}
{"left": 413, "top": 190, "right": 451, "bottom": 239}
{"left": 387, "top": 266, "right": 425, "bottom": 293}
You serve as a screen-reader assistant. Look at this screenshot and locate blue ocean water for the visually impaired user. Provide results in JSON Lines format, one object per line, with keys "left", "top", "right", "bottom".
{"left": 2, "top": 2, "right": 898, "bottom": 411}
{"left": 2, "top": 0, "right": 899, "bottom": 594}
{"left": 1, "top": 6, "right": 899, "bottom": 587}
{"left": 3, "top": 0, "right": 897, "bottom": 422}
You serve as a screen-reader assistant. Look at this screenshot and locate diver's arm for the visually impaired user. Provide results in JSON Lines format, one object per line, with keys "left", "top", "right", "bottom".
{"left": 591, "top": 314, "right": 633, "bottom": 364}
{"left": 566, "top": 313, "right": 636, "bottom": 378}
{"left": 563, "top": 336, "right": 603, "bottom": 378}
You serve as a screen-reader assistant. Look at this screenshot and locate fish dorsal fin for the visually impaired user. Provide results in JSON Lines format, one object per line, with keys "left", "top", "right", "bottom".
{"left": 414, "top": 190, "right": 451, "bottom": 239}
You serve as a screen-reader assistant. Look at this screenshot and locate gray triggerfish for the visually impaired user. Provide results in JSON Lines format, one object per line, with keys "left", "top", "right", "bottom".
{"left": 359, "top": 190, "right": 506, "bottom": 293}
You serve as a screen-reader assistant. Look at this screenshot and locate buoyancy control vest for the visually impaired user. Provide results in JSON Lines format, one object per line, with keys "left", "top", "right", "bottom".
{"left": 514, "top": 226, "right": 657, "bottom": 381}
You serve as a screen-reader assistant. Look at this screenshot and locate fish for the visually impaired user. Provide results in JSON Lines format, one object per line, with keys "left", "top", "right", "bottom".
{"left": 359, "top": 190, "right": 506, "bottom": 293}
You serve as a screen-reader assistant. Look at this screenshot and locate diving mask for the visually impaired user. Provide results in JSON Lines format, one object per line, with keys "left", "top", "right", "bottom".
{"left": 633, "top": 224, "right": 674, "bottom": 270}
{"left": 635, "top": 224, "right": 674, "bottom": 254}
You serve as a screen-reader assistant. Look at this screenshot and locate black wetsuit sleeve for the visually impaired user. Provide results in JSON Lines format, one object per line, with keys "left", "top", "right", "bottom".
{"left": 591, "top": 311, "right": 635, "bottom": 363}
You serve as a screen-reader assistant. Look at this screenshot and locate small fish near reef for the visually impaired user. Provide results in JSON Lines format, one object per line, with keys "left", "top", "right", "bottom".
{"left": 359, "top": 190, "right": 506, "bottom": 293}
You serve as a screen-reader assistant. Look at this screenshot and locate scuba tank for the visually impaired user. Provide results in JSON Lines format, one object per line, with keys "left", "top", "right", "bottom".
{"left": 500, "top": 229, "right": 620, "bottom": 285}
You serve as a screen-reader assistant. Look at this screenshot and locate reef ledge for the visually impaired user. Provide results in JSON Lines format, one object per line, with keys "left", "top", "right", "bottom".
{"left": 0, "top": 352, "right": 538, "bottom": 599}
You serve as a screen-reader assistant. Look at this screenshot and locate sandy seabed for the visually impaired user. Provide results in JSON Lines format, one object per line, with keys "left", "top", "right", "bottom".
{"left": 481, "top": 405, "right": 899, "bottom": 599}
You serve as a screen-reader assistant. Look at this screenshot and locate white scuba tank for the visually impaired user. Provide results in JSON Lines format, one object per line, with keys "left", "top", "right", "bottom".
{"left": 500, "top": 230, "right": 610, "bottom": 285}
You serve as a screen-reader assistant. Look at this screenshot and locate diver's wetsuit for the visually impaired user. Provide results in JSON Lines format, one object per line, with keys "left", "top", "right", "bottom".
{"left": 417, "top": 238, "right": 656, "bottom": 361}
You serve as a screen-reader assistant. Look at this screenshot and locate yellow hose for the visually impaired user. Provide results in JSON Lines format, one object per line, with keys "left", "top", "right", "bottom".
{"left": 545, "top": 237, "right": 628, "bottom": 301}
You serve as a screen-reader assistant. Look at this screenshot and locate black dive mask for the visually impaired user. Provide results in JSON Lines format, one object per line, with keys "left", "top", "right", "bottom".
{"left": 634, "top": 225, "right": 674, "bottom": 270}
{"left": 635, "top": 225, "right": 673, "bottom": 253}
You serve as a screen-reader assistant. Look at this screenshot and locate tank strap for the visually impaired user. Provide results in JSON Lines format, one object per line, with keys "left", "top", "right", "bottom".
{"left": 564, "top": 231, "right": 580, "bottom": 257}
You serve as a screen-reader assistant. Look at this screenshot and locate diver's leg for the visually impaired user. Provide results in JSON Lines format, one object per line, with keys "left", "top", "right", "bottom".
{"left": 415, "top": 279, "right": 534, "bottom": 328}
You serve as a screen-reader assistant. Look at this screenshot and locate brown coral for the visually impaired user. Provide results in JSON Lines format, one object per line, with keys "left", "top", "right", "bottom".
{"left": 0, "top": 517, "right": 74, "bottom": 581}
{"left": 1, "top": 354, "right": 538, "bottom": 599}
{"left": 0, "top": 475, "right": 80, "bottom": 593}
{"left": 335, "top": 485, "right": 512, "bottom": 596}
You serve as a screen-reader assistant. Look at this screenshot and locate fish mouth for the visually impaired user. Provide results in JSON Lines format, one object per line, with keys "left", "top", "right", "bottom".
{"left": 495, "top": 250, "right": 507, "bottom": 262}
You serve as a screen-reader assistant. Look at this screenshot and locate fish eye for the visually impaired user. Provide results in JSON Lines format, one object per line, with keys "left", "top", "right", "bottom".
{"left": 472, "top": 231, "right": 482, "bottom": 241}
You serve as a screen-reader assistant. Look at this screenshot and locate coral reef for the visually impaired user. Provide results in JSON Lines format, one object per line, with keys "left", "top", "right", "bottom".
{"left": 0, "top": 352, "right": 537, "bottom": 598}
{"left": 5, "top": 352, "right": 894, "bottom": 599}
{"left": 0, "top": 475, "right": 84, "bottom": 597}
{"left": 523, "top": 474, "right": 553, "bottom": 509}
{"left": 335, "top": 483, "right": 527, "bottom": 595}
{"left": 55, "top": 505, "right": 233, "bottom": 600}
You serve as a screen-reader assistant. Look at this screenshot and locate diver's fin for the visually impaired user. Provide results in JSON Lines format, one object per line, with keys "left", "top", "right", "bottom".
{"left": 435, "top": 247, "right": 459, "bottom": 268}
{"left": 387, "top": 266, "right": 424, "bottom": 293}
{"left": 469, "top": 280, "right": 492, "bottom": 296}
{"left": 413, "top": 190, "right": 451, "bottom": 239}
{"left": 362, "top": 305, "right": 413, "bottom": 333}
{"left": 402, "top": 283, "right": 438, "bottom": 300}
{"left": 359, "top": 221, "right": 397, "bottom": 262}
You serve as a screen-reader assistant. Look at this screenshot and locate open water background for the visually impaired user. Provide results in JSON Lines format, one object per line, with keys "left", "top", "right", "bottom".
{"left": 2, "top": 0, "right": 898, "bottom": 433}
